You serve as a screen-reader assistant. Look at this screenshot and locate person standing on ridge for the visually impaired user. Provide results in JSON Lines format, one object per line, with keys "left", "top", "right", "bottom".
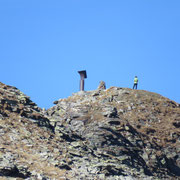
{"left": 133, "top": 76, "right": 138, "bottom": 89}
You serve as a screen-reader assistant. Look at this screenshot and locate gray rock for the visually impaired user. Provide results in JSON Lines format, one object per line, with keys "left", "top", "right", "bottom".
{"left": 102, "top": 106, "right": 118, "bottom": 118}
{"left": 98, "top": 81, "right": 106, "bottom": 90}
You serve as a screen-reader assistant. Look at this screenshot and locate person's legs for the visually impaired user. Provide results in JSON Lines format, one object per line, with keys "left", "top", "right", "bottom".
{"left": 133, "top": 84, "right": 135, "bottom": 89}
{"left": 135, "top": 84, "right": 137, "bottom": 89}
{"left": 133, "top": 84, "right": 137, "bottom": 89}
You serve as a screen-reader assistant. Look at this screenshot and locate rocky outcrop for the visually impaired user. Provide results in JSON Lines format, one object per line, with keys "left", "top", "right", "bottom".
{"left": 0, "top": 82, "right": 53, "bottom": 131}
{"left": 0, "top": 82, "right": 66, "bottom": 179}
{"left": 98, "top": 81, "right": 106, "bottom": 90}
{"left": 0, "top": 82, "right": 180, "bottom": 179}
{"left": 47, "top": 87, "right": 180, "bottom": 179}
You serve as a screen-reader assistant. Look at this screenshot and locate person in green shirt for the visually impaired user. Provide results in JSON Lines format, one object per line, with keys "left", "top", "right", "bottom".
{"left": 133, "top": 76, "right": 138, "bottom": 89}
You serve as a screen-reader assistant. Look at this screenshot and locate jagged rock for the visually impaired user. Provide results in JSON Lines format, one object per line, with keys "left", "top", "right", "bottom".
{"left": 102, "top": 106, "right": 118, "bottom": 118}
{"left": 0, "top": 82, "right": 180, "bottom": 179}
{"left": 47, "top": 87, "right": 180, "bottom": 179}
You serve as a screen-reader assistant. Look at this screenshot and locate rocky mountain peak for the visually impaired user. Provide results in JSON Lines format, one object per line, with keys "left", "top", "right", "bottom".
{"left": 0, "top": 82, "right": 180, "bottom": 179}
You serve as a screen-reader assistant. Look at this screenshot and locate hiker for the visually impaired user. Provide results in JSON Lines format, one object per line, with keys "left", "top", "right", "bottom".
{"left": 133, "top": 76, "right": 138, "bottom": 89}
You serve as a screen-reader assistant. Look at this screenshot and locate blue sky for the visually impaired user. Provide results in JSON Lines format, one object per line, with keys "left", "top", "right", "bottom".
{"left": 0, "top": 0, "right": 180, "bottom": 109}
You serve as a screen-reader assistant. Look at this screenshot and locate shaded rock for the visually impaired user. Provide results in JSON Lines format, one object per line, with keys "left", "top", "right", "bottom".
{"left": 102, "top": 106, "right": 118, "bottom": 118}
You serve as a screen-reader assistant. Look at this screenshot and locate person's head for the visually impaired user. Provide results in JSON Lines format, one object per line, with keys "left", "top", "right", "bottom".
{"left": 135, "top": 76, "right": 137, "bottom": 78}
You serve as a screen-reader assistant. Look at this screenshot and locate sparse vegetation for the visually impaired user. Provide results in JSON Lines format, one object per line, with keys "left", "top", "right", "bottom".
{"left": 0, "top": 83, "right": 180, "bottom": 179}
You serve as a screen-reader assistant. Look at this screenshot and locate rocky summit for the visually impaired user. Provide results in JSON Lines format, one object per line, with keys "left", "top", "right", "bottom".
{"left": 0, "top": 82, "right": 180, "bottom": 180}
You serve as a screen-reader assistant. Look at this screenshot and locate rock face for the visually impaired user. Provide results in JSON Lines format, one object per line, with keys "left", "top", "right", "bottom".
{"left": 0, "top": 82, "right": 180, "bottom": 179}
{"left": 0, "top": 82, "right": 65, "bottom": 179}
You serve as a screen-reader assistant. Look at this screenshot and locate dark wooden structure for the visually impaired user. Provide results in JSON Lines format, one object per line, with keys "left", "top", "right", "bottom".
{"left": 78, "top": 70, "right": 87, "bottom": 91}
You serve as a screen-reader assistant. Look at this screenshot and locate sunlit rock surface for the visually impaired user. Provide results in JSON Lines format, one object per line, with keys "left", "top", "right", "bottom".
{"left": 0, "top": 82, "right": 180, "bottom": 179}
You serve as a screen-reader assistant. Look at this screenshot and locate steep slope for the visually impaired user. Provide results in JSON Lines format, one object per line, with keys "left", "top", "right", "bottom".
{"left": 47, "top": 87, "right": 180, "bottom": 179}
{"left": 0, "top": 82, "right": 180, "bottom": 179}
{"left": 0, "top": 82, "right": 70, "bottom": 179}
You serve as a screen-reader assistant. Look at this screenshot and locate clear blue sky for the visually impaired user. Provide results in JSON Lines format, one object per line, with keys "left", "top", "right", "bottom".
{"left": 0, "top": 0, "right": 180, "bottom": 109}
